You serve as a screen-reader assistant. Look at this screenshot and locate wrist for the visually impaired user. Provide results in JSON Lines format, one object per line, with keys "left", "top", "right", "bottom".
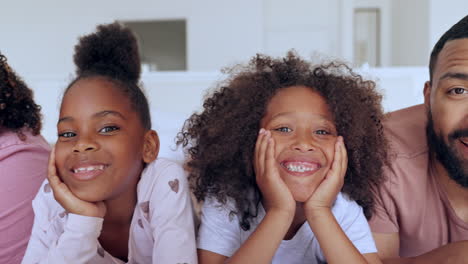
{"left": 266, "top": 208, "right": 295, "bottom": 223}
{"left": 71, "top": 203, "right": 106, "bottom": 218}
{"left": 305, "top": 206, "right": 332, "bottom": 221}
{"left": 262, "top": 199, "right": 296, "bottom": 218}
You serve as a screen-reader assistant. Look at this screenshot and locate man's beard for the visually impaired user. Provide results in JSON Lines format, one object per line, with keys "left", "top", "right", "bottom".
{"left": 426, "top": 111, "right": 468, "bottom": 188}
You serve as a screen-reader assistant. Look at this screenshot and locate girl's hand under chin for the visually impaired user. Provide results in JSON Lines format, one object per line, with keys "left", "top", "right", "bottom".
{"left": 255, "top": 129, "right": 296, "bottom": 218}
{"left": 304, "top": 136, "right": 347, "bottom": 219}
{"left": 47, "top": 146, "right": 107, "bottom": 218}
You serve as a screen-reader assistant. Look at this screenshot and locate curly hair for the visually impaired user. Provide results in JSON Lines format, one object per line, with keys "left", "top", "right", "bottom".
{"left": 65, "top": 22, "right": 151, "bottom": 130}
{"left": 0, "top": 53, "right": 42, "bottom": 139}
{"left": 178, "top": 52, "right": 388, "bottom": 230}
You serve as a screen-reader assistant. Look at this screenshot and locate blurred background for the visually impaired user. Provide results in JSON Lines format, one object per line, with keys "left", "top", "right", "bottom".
{"left": 1, "top": 0, "right": 467, "bottom": 158}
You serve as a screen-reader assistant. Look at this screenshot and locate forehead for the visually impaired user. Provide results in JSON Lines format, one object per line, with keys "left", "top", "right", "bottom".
{"left": 61, "top": 77, "right": 133, "bottom": 116}
{"left": 433, "top": 38, "right": 468, "bottom": 81}
{"left": 265, "top": 86, "right": 332, "bottom": 117}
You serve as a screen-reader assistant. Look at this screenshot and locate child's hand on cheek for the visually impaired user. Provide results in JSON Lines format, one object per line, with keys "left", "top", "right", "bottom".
{"left": 255, "top": 129, "right": 295, "bottom": 218}
{"left": 48, "top": 146, "right": 107, "bottom": 218}
{"left": 304, "top": 136, "right": 347, "bottom": 219}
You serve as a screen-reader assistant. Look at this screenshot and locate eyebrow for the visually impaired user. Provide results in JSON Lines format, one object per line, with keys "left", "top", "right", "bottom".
{"left": 94, "top": 110, "right": 126, "bottom": 120}
{"left": 270, "top": 112, "right": 333, "bottom": 122}
{"left": 57, "top": 110, "right": 126, "bottom": 125}
{"left": 439, "top": 72, "right": 468, "bottom": 81}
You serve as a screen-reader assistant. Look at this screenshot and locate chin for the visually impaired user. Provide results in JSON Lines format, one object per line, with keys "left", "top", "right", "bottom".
{"left": 290, "top": 187, "right": 316, "bottom": 203}
{"left": 69, "top": 187, "right": 106, "bottom": 203}
{"left": 284, "top": 178, "right": 321, "bottom": 203}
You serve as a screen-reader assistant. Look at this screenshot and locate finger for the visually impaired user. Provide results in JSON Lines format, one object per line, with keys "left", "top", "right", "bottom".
{"left": 47, "top": 147, "right": 64, "bottom": 192}
{"left": 47, "top": 166, "right": 68, "bottom": 196}
{"left": 47, "top": 145, "right": 57, "bottom": 180}
{"left": 48, "top": 170, "right": 81, "bottom": 212}
{"left": 334, "top": 136, "right": 343, "bottom": 175}
{"left": 328, "top": 137, "right": 342, "bottom": 180}
{"left": 46, "top": 147, "right": 71, "bottom": 199}
{"left": 339, "top": 137, "right": 348, "bottom": 179}
{"left": 256, "top": 129, "right": 269, "bottom": 176}
{"left": 264, "top": 136, "right": 276, "bottom": 179}
{"left": 254, "top": 129, "right": 264, "bottom": 172}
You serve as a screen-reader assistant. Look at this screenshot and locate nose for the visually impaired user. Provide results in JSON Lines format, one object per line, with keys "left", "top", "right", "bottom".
{"left": 72, "top": 136, "right": 99, "bottom": 153}
{"left": 291, "top": 132, "right": 316, "bottom": 152}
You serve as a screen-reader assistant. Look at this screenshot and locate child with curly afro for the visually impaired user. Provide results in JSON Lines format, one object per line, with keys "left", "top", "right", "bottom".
{"left": 22, "top": 23, "right": 197, "bottom": 264}
{"left": 178, "top": 52, "right": 388, "bottom": 264}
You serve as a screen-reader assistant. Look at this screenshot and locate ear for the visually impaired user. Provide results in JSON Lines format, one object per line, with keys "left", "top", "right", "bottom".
{"left": 423, "top": 81, "right": 432, "bottom": 111}
{"left": 142, "top": 130, "right": 159, "bottom": 163}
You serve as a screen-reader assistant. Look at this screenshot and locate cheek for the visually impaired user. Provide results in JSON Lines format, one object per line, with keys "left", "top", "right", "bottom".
{"left": 112, "top": 141, "right": 144, "bottom": 169}
{"left": 431, "top": 111, "right": 454, "bottom": 137}
{"left": 272, "top": 137, "right": 288, "bottom": 157}
{"left": 431, "top": 98, "right": 459, "bottom": 129}
{"left": 54, "top": 143, "right": 69, "bottom": 174}
{"left": 322, "top": 140, "right": 337, "bottom": 168}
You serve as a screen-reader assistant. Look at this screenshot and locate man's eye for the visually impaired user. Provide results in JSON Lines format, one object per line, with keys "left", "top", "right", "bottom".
{"left": 58, "top": 132, "right": 76, "bottom": 138}
{"left": 275, "top": 127, "right": 292, "bottom": 133}
{"left": 99, "top": 126, "right": 120, "bottom": 133}
{"left": 315, "top": 130, "right": 330, "bottom": 135}
{"left": 449, "top": 87, "right": 468, "bottom": 95}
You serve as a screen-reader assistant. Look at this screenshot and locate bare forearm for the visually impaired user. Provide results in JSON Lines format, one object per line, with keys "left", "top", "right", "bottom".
{"left": 382, "top": 241, "right": 468, "bottom": 264}
{"left": 307, "top": 209, "right": 370, "bottom": 264}
{"left": 228, "top": 210, "right": 293, "bottom": 264}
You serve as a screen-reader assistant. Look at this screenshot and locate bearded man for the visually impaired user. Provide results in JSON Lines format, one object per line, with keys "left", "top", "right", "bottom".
{"left": 370, "top": 15, "right": 468, "bottom": 264}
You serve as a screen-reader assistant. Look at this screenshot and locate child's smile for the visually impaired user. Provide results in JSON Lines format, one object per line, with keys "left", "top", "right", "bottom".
{"left": 280, "top": 158, "right": 322, "bottom": 175}
{"left": 70, "top": 162, "right": 108, "bottom": 181}
{"left": 261, "top": 85, "right": 338, "bottom": 202}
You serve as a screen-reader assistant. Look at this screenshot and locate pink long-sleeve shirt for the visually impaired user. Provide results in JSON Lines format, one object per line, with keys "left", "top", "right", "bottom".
{"left": 0, "top": 130, "right": 50, "bottom": 264}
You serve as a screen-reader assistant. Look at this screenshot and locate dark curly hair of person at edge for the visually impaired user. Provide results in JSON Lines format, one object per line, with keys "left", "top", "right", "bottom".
{"left": 0, "top": 53, "right": 42, "bottom": 139}
{"left": 178, "top": 51, "right": 389, "bottom": 231}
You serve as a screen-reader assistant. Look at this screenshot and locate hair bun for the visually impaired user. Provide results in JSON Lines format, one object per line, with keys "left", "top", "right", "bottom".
{"left": 73, "top": 22, "right": 141, "bottom": 83}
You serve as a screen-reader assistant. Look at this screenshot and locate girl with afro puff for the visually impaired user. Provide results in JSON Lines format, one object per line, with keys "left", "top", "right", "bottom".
{"left": 22, "top": 23, "right": 197, "bottom": 264}
{"left": 178, "top": 52, "right": 388, "bottom": 264}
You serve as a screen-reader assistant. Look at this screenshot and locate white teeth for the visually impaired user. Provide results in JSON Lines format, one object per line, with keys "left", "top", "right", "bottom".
{"left": 73, "top": 165, "right": 105, "bottom": 173}
{"left": 285, "top": 164, "right": 313, "bottom": 172}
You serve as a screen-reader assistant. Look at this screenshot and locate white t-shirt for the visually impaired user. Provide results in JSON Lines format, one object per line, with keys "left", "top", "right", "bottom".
{"left": 22, "top": 158, "right": 197, "bottom": 264}
{"left": 198, "top": 192, "right": 376, "bottom": 264}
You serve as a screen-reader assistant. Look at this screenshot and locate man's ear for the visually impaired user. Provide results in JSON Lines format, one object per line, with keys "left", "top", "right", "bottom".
{"left": 423, "top": 81, "right": 432, "bottom": 111}
{"left": 142, "top": 130, "right": 159, "bottom": 163}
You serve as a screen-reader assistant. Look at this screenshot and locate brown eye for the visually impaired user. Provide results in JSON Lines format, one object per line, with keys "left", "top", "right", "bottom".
{"left": 274, "top": 127, "right": 292, "bottom": 133}
{"left": 449, "top": 87, "right": 467, "bottom": 95}
{"left": 99, "top": 126, "right": 120, "bottom": 133}
{"left": 58, "top": 132, "right": 76, "bottom": 138}
{"left": 315, "top": 130, "right": 330, "bottom": 135}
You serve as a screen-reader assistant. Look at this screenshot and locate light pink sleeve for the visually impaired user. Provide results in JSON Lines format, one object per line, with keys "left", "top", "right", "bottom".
{"left": 21, "top": 180, "right": 104, "bottom": 264}
{"left": 149, "top": 162, "right": 198, "bottom": 264}
{"left": 0, "top": 140, "right": 49, "bottom": 263}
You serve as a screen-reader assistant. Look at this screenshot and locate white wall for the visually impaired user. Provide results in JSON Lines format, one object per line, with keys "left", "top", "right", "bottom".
{"left": 0, "top": 0, "right": 367, "bottom": 75}
{"left": 429, "top": 0, "right": 468, "bottom": 48}
{"left": 4, "top": 0, "right": 464, "bottom": 76}
{"left": 263, "top": 0, "right": 341, "bottom": 59}
{"left": 391, "top": 0, "right": 429, "bottom": 66}
{"left": 0, "top": 0, "right": 264, "bottom": 77}
{"left": 187, "top": 0, "right": 264, "bottom": 70}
